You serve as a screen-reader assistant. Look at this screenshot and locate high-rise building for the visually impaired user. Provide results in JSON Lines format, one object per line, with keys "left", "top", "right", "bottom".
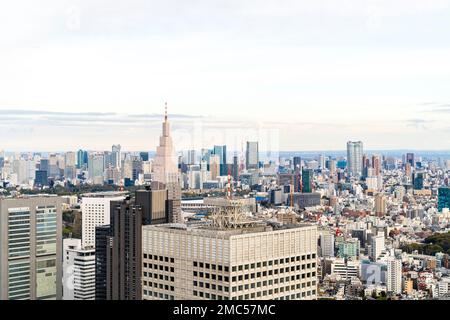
{"left": 153, "top": 103, "right": 182, "bottom": 223}
{"left": 0, "top": 196, "right": 62, "bottom": 300}
{"left": 372, "top": 155, "right": 381, "bottom": 176}
{"left": 413, "top": 172, "right": 425, "bottom": 190}
{"left": 213, "top": 145, "right": 227, "bottom": 176}
{"left": 246, "top": 141, "right": 259, "bottom": 170}
{"left": 106, "top": 198, "right": 143, "bottom": 300}
{"left": 209, "top": 155, "right": 221, "bottom": 180}
{"left": 142, "top": 213, "right": 318, "bottom": 300}
{"left": 232, "top": 154, "right": 239, "bottom": 182}
{"left": 406, "top": 153, "right": 415, "bottom": 167}
{"left": 346, "top": 141, "right": 363, "bottom": 177}
{"left": 293, "top": 156, "right": 302, "bottom": 172}
{"left": 111, "top": 144, "right": 122, "bottom": 168}
{"left": 371, "top": 235, "right": 385, "bottom": 261}
{"left": 94, "top": 225, "right": 110, "bottom": 300}
{"left": 438, "top": 187, "right": 450, "bottom": 211}
{"left": 301, "top": 168, "right": 313, "bottom": 193}
{"left": 320, "top": 233, "right": 335, "bottom": 257}
{"left": 375, "top": 193, "right": 387, "bottom": 215}
{"left": 62, "top": 238, "right": 95, "bottom": 300}
{"left": 386, "top": 258, "right": 402, "bottom": 295}
{"left": 80, "top": 193, "right": 125, "bottom": 248}
{"left": 88, "top": 153, "right": 105, "bottom": 184}
{"left": 35, "top": 170, "right": 48, "bottom": 187}
{"left": 187, "top": 150, "right": 196, "bottom": 165}
{"left": 135, "top": 184, "right": 172, "bottom": 225}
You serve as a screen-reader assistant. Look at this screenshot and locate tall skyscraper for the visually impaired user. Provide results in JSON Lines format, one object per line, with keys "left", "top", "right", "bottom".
{"left": 111, "top": 144, "right": 122, "bottom": 168}
{"left": 153, "top": 103, "right": 182, "bottom": 223}
{"left": 213, "top": 145, "right": 227, "bottom": 176}
{"left": 106, "top": 198, "right": 143, "bottom": 300}
{"left": 95, "top": 225, "right": 110, "bottom": 300}
{"left": 346, "top": 141, "right": 363, "bottom": 177}
{"left": 0, "top": 196, "right": 62, "bottom": 300}
{"left": 246, "top": 141, "right": 259, "bottom": 170}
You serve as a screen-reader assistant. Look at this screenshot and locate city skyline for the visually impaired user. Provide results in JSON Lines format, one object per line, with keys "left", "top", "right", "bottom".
{"left": 2, "top": 1, "right": 450, "bottom": 150}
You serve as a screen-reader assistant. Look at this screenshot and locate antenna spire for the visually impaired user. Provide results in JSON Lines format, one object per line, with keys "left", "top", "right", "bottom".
{"left": 164, "top": 102, "right": 168, "bottom": 121}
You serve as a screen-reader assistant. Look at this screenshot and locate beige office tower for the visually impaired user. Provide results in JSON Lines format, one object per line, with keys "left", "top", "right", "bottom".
{"left": 142, "top": 207, "right": 318, "bottom": 300}
{"left": 0, "top": 196, "right": 62, "bottom": 300}
{"left": 153, "top": 103, "right": 182, "bottom": 223}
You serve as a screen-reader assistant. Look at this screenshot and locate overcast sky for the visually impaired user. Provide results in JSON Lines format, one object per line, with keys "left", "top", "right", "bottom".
{"left": 1, "top": 0, "right": 450, "bottom": 152}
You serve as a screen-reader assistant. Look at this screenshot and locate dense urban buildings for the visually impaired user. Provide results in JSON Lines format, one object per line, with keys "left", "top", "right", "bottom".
{"left": 1, "top": 109, "right": 450, "bottom": 301}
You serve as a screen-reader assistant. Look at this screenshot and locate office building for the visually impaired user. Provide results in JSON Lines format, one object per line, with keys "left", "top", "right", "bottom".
{"left": 135, "top": 184, "right": 172, "bottom": 225}
{"left": 347, "top": 141, "right": 363, "bottom": 177}
{"left": 301, "top": 168, "right": 313, "bottom": 193}
{"left": 142, "top": 209, "right": 318, "bottom": 300}
{"left": 0, "top": 196, "right": 62, "bottom": 300}
{"left": 246, "top": 141, "right": 259, "bottom": 170}
{"left": 81, "top": 192, "right": 125, "bottom": 248}
{"left": 62, "top": 238, "right": 95, "bottom": 300}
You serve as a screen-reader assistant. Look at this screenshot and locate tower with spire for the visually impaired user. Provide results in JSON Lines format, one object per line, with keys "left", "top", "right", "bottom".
{"left": 152, "top": 102, "right": 182, "bottom": 223}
